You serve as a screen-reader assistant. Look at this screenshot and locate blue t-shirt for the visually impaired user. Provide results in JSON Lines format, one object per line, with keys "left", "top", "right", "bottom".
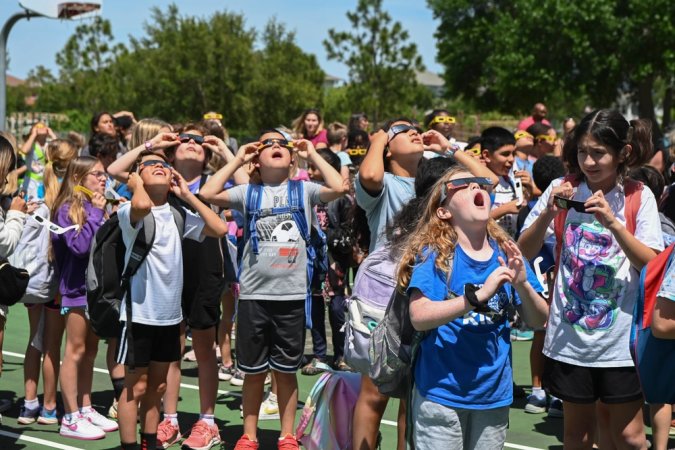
{"left": 355, "top": 172, "right": 415, "bottom": 253}
{"left": 408, "top": 242, "right": 542, "bottom": 410}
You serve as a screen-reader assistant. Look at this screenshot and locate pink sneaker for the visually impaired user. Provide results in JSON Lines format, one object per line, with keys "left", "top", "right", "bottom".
{"left": 182, "top": 420, "right": 221, "bottom": 450}
{"left": 277, "top": 434, "right": 300, "bottom": 450}
{"left": 156, "top": 419, "right": 181, "bottom": 449}
{"left": 234, "top": 434, "right": 259, "bottom": 450}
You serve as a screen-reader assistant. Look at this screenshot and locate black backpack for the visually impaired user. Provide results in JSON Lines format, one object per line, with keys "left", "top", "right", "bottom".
{"left": 86, "top": 204, "right": 185, "bottom": 343}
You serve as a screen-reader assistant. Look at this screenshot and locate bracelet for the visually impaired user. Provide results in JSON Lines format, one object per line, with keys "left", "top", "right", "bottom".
{"left": 144, "top": 140, "right": 153, "bottom": 151}
{"left": 464, "top": 283, "right": 490, "bottom": 313}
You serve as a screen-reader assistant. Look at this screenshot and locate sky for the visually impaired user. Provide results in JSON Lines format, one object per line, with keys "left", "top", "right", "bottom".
{"left": 2, "top": 0, "right": 443, "bottom": 81}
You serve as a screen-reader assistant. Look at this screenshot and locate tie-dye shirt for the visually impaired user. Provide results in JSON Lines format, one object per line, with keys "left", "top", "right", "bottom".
{"left": 522, "top": 178, "right": 663, "bottom": 367}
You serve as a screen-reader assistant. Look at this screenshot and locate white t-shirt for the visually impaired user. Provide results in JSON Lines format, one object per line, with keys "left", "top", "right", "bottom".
{"left": 117, "top": 202, "right": 205, "bottom": 326}
{"left": 522, "top": 178, "right": 664, "bottom": 367}
{"left": 492, "top": 174, "right": 519, "bottom": 237}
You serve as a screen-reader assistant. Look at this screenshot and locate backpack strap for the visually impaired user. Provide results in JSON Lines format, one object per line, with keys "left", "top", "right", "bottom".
{"left": 169, "top": 205, "right": 185, "bottom": 237}
{"left": 553, "top": 175, "right": 581, "bottom": 265}
{"left": 623, "top": 178, "right": 643, "bottom": 235}
{"left": 244, "top": 184, "right": 265, "bottom": 254}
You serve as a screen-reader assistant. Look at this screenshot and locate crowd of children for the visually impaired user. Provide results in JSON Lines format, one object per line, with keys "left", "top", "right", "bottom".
{"left": 1, "top": 105, "right": 675, "bottom": 450}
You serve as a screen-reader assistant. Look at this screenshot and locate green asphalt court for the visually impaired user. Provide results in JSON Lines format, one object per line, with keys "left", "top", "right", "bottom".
{"left": 0, "top": 305, "right": 668, "bottom": 449}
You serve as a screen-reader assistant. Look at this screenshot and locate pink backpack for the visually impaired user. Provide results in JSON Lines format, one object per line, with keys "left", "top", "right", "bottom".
{"left": 296, "top": 363, "right": 361, "bottom": 450}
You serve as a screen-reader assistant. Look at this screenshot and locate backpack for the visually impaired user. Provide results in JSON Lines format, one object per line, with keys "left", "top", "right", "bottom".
{"left": 325, "top": 196, "right": 353, "bottom": 255}
{"left": 369, "top": 254, "right": 455, "bottom": 399}
{"left": 343, "top": 245, "right": 398, "bottom": 376}
{"left": 630, "top": 243, "right": 675, "bottom": 403}
{"left": 295, "top": 362, "right": 361, "bottom": 450}
{"left": 244, "top": 180, "right": 328, "bottom": 328}
{"left": 8, "top": 203, "right": 58, "bottom": 303}
{"left": 86, "top": 203, "right": 185, "bottom": 340}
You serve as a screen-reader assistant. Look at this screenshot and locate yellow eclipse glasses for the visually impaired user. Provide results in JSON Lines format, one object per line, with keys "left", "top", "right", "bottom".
{"left": 429, "top": 116, "right": 456, "bottom": 126}
{"left": 347, "top": 148, "right": 367, "bottom": 156}
{"left": 535, "top": 134, "right": 556, "bottom": 143}
{"left": 514, "top": 131, "right": 533, "bottom": 141}
{"left": 203, "top": 113, "right": 223, "bottom": 120}
{"left": 464, "top": 146, "right": 481, "bottom": 156}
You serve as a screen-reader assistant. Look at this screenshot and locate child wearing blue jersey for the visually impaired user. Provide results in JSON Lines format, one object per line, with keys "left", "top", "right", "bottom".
{"left": 397, "top": 166, "right": 549, "bottom": 449}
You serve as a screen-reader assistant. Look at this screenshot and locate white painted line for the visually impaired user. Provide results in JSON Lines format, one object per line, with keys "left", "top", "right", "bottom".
{"left": 1, "top": 351, "right": 546, "bottom": 450}
{"left": 0, "top": 429, "right": 84, "bottom": 450}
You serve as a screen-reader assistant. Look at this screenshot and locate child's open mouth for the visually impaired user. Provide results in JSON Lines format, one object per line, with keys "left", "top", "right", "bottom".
{"left": 473, "top": 191, "right": 485, "bottom": 207}
{"left": 152, "top": 169, "right": 166, "bottom": 176}
{"left": 271, "top": 150, "right": 284, "bottom": 159}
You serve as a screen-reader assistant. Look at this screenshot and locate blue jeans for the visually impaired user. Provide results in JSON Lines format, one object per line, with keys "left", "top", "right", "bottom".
{"left": 309, "top": 294, "right": 347, "bottom": 360}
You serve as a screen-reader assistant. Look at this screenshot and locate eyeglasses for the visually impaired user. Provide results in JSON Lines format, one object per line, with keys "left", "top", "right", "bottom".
{"left": 87, "top": 170, "right": 107, "bottom": 179}
{"left": 429, "top": 116, "right": 456, "bottom": 126}
{"left": 258, "top": 138, "right": 294, "bottom": 150}
{"left": 464, "top": 146, "right": 482, "bottom": 157}
{"left": 387, "top": 124, "right": 416, "bottom": 142}
{"left": 179, "top": 133, "right": 205, "bottom": 145}
{"left": 347, "top": 148, "right": 367, "bottom": 156}
{"left": 203, "top": 113, "right": 223, "bottom": 120}
{"left": 514, "top": 131, "right": 533, "bottom": 141}
{"left": 440, "top": 177, "right": 493, "bottom": 204}
{"left": 73, "top": 185, "right": 121, "bottom": 205}
{"left": 139, "top": 160, "right": 172, "bottom": 170}
{"left": 535, "top": 134, "right": 556, "bottom": 143}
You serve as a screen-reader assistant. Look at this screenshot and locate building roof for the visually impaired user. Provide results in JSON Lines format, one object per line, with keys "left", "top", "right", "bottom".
{"left": 415, "top": 70, "right": 444, "bottom": 88}
{"left": 6, "top": 74, "right": 25, "bottom": 87}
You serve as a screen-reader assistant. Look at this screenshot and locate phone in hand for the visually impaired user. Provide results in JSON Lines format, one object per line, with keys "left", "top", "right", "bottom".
{"left": 553, "top": 195, "right": 587, "bottom": 213}
{"left": 514, "top": 178, "right": 524, "bottom": 206}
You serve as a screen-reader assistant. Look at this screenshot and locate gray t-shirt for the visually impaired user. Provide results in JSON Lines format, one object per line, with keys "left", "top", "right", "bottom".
{"left": 228, "top": 181, "right": 323, "bottom": 301}
{"left": 355, "top": 172, "right": 415, "bottom": 253}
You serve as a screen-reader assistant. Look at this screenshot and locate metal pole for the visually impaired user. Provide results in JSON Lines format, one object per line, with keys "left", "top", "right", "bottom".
{"left": 0, "top": 10, "right": 38, "bottom": 131}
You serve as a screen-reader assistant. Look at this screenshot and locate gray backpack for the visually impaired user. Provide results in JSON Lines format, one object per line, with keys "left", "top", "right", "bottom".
{"left": 368, "top": 254, "right": 455, "bottom": 399}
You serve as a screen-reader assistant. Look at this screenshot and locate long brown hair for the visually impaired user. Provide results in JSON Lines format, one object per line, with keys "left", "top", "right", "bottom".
{"left": 51, "top": 156, "right": 99, "bottom": 230}
{"left": 44, "top": 139, "right": 78, "bottom": 208}
{"left": 397, "top": 165, "right": 512, "bottom": 289}
{"left": 0, "top": 132, "right": 18, "bottom": 195}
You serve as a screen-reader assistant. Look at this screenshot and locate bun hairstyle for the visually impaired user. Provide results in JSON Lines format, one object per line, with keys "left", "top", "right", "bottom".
{"left": 44, "top": 139, "right": 78, "bottom": 208}
{"left": 562, "top": 109, "right": 653, "bottom": 179}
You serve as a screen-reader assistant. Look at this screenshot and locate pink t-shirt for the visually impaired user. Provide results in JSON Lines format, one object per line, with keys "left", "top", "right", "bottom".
{"left": 517, "top": 117, "right": 551, "bottom": 131}
{"left": 308, "top": 129, "right": 328, "bottom": 147}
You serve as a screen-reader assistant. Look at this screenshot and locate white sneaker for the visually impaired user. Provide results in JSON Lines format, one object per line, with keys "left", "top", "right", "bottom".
{"left": 59, "top": 414, "right": 106, "bottom": 440}
{"left": 82, "top": 408, "right": 119, "bottom": 432}
{"left": 258, "top": 392, "right": 279, "bottom": 420}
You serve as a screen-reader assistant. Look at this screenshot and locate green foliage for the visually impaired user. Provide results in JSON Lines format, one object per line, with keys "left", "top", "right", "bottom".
{"left": 324, "top": 0, "right": 432, "bottom": 124}
{"left": 428, "top": 0, "right": 675, "bottom": 129}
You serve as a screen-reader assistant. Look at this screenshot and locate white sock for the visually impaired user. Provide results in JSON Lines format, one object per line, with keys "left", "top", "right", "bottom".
{"left": 80, "top": 405, "right": 93, "bottom": 414}
{"left": 531, "top": 387, "right": 545, "bottom": 399}
{"left": 24, "top": 398, "right": 39, "bottom": 410}
{"left": 165, "top": 412, "right": 178, "bottom": 426}
{"left": 199, "top": 414, "right": 215, "bottom": 426}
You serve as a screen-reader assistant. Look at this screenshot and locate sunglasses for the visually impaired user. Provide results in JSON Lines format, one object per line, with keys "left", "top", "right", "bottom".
{"left": 258, "top": 138, "right": 294, "bottom": 150}
{"left": 179, "top": 133, "right": 205, "bottom": 145}
{"left": 387, "top": 124, "right": 416, "bottom": 142}
{"left": 536, "top": 134, "right": 556, "bottom": 143}
{"left": 440, "top": 177, "right": 493, "bottom": 203}
{"left": 514, "top": 131, "right": 533, "bottom": 140}
{"left": 74, "top": 185, "right": 121, "bottom": 205}
{"left": 139, "top": 159, "right": 172, "bottom": 170}
{"left": 203, "top": 113, "right": 223, "bottom": 120}
{"left": 32, "top": 214, "right": 81, "bottom": 234}
{"left": 464, "top": 146, "right": 482, "bottom": 157}
{"left": 347, "top": 148, "right": 367, "bottom": 156}
{"left": 553, "top": 195, "right": 587, "bottom": 213}
{"left": 429, "top": 116, "right": 456, "bottom": 125}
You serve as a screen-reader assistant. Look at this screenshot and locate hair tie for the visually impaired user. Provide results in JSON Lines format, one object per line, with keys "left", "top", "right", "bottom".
{"left": 626, "top": 126, "right": 634, "bottom": 143}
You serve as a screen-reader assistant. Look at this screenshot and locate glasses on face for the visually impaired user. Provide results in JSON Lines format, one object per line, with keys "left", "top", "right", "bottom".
{"left": 258, "top": 138, "right": 294, "bottom": 151}
{"left": 514, "top": 131, "right": 533, "bottom": 141}
{"left": 536, "top": 134, "right": 556, "bottom": 143}
{"left": 387, "top": 124, "right": 416, "bottom": 142}
{"left": 139, "top": 159, "right": 172, "bottom": 170}
{"left": 203, "top": 113, "right": 223, "bottom": 120}
{"left": 429, "top": 116, "right": 456, "bottom": 126}
{"left": 179, "top": 133, "right": 204, "bottom": 145}
{"left": 464, "top": 146, "right": 482, "bottom": 157}
{"left": 347, "top": 148, "right": 367, "bottom": 156}
{"left": 87, "top": 170, "right": 107, "bottom": 179}
{"left": 440, "top": 177, "right": 493, "bottom": 204}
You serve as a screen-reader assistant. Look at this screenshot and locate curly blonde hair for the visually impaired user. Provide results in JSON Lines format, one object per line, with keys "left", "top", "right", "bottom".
{"left": 397, "top": 165, "right": 512, "bottom": 289}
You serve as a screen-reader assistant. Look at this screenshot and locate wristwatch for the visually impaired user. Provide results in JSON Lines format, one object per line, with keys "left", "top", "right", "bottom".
{"left": 464, "top": 283, "right": 491, "bottom": 313}
{"left": 144, "top": 140, "right": 153, "bottom": 151}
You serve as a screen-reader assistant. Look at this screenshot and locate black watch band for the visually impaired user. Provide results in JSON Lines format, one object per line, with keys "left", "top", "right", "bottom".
{"left": 464, "top": 283, "right": 490, "bottom": 313}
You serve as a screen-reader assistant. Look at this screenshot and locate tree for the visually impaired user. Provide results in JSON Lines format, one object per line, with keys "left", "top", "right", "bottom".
{"left": 323, "top": 0, "right": 432, "bottom": 124}
{"left": 428, "top": 0, "right": 675, "bottom": 132}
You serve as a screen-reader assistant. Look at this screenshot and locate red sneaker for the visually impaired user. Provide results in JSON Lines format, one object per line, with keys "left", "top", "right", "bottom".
{"left": 234, "top": 434, "right": 259, "bottom": 450}
{"left": 277, "top": 434, "right": 299, "bottom": 450}
{"left": 182, "top": 420, "right": 221, "bottom": 450}
{"left": 156, "top": 419, "right": 181, "bottom": 449}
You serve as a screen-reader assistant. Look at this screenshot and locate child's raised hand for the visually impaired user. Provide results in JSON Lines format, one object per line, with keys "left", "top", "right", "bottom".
{"left": 169, "top": 169, "right": 190, "bottom": 199}
{"left": 203, "top": 135, "right": 229, "bottom": 156}
{"left": 584, "top": 190, "right": 616, "bottom": 229}
{"left": 236, "top": 142, "right": 260, "bottom": 166}
{"left": 421, "top": 130, "right": 450, "bottom": 153}
{"left": 293, "top": 139, "right": 315, "bottom": 160}
{"left": 515, "top": 170, "right": 533, "bottom": 189}
{"left": 478, "top": 259, "right": 515, "bottom": 303}
{"left": 9, "top": 195, "right": 27, "bottom": 213}
{"left": 504, "top": 240, "right": 527, "bottom": 286}
{"left": 502, "top": 199, "right": 523, "bottom": 215}
{"left": 371, "top": 129, "right": 388, "bottom": 146}
{"left": 150, "top": 132, "right": 179, "bottom": 150}
{"left": 546, "top": 181, "right": 574, "bottom": 213}
{"left": 127, "top": 172, "right": 143, "bottom": 193}
{"left": 91, "top": 191, "right": 107, "bottom": 210}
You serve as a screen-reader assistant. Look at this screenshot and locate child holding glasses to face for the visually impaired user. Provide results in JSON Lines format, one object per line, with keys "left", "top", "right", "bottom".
{"left": 399, "top": 166, "right": 548, "bottom": 449}
{"left": 200, "top": 130, "right": 346, "bottom": 450}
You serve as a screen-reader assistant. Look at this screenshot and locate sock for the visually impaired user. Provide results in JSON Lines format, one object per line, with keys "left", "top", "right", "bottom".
{"left": 199, "top": 414, "right": 215, "bottom": 426}
{"left": 121, "top": 442, "right": 139, "bottom": 450}
{"left": 24, "top": 398, "right": 39, "bottom": 410}
{"left": 164, "top": 412, "right": 178, "bottom": 426}
{"left": 531, "top": 387, "right": 545, "bottom": 399}
{"left": 80, "top": 405, "right": 93, "bottom": 414}
{"left": 112, "top": 377, "right": 125, "bottom": 400}
{"left": 64, "top": 412, "right": 75, "bottom": 422}
{"left": 140, "top": 433, "right": 157, "bottom": 450}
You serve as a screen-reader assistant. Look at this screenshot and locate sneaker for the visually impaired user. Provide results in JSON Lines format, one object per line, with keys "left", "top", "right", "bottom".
{"left": 37, "top": 407, "right": 59, "bottom": 425}
{"left": 259, "top": 392, "right": 280, "bottom": 420}
{"left": 108, "top": 399, "right": 118, "bottom": 420}
{"left": 334, "top": 358, "right": 352, "bottom": 372}
{"left": 264, "top": 372, "right": 272, "bottom": 385}
{"left": 277, "top": 433, "right": 300, "bottom": 450}
{"left": 182, "top": 420, "right": 221, "bottom": 450}
{"left": 59, "top": 414, "right": 106, "bottom": 440}
{"left": 234, "top": 434, "right": 259, "bottom": 450}
{"left": 17, "top": 405, "right": 41, "bottom": 424}
{"left": 218, "top": 364, "right": 235, "bottom": 381}
{"left": 82, "top": 408, "right": 118, "bottom": 432}
{"left": 510, "top": 329, "right": 535, "bottom": 341}
{"left": 524, "top": 394, "right": 547, "bottom": 414}
{"left": 548, "top": 398, "right": 564, "bottom": 418}
{"left": 230, "top": 368, "right": 246, "bottom": 387}
{"left": 301, "top": 358, "right": 326, "bottom": 376}
{"left": 157, "top": 418, "right": 182, "bottom": 449}
{"left": 183, "top": 349, "right": 197, "bottom": 362}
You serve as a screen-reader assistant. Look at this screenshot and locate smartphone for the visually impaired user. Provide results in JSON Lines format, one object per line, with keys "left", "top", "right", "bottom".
{"left": 514, "top": 178, "right": 524, "bottom": 206}
{"left": 553, "top": 195, "right": 587, "bottom": 213}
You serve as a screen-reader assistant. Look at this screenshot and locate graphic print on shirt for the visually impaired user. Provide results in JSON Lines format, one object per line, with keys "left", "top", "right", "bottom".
{"left": 460, "top": 286, "right": 511, "bottom": 326}
{"left": 560, "top": 221, "right": 625, "bottom": 332}
{"left": 255, "top": 193, "right": 302, "bottom": 268}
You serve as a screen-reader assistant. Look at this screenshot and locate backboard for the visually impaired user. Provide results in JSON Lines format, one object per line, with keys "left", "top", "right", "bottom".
{"left": 18, "top": 0, "right": 102, "bottom": 19}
